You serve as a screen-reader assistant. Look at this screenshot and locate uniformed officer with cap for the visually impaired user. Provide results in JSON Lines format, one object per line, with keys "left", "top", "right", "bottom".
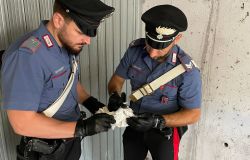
{"left": 1, "top": 0, "right": 116, "bottom": 159}
{"left": 108, "top": 5, "right": 202, "bottom": 160}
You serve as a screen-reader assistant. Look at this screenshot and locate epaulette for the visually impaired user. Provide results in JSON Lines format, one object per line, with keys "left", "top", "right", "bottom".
{"left": 129, "top": 38, "right": 146, "bottom": 48}
{"left": 20, "top": 36, "right": 41, "bottom": 54}
{"left": 177, "top": 52, "right": 199, "bottom": 72}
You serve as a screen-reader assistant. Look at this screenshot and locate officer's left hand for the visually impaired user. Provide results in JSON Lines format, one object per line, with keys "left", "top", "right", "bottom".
{"left": 74, "top": 113, "right": 116, "bottom": 137}
{"left": 108, "top": 92, "right": 126, "bottom": 112}
{"left": 126, "top": 113, "right": 165, "bottom": 132}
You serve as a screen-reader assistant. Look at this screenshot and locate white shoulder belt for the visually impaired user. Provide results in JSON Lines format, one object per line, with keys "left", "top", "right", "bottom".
{"left": 129, "top": 60, "right": 198, "bottom": 102}
{"left": 43, "top": 56, "right": 78, "bottom": 117}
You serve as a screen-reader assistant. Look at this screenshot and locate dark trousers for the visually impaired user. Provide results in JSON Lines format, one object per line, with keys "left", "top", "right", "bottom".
{"left": 123, "top": 127, "right": 186, "bottom": 160}
{"left": 17, "top": 137, "right": 81, "bottom": 160}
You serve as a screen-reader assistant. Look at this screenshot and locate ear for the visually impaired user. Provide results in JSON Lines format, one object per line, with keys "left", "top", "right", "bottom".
{"left": 174, "top": 34, "right": 182, "bottom": 44}
{"left": 52, "top": 12, "right": 65, "bottom": 29}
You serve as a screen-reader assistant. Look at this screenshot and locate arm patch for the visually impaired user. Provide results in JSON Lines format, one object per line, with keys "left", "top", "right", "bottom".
{"left": 20, "top": 36, "right": 41, "bottom": 54}
{"left": 177, "top": 53, "right": 199, "bottom": 72}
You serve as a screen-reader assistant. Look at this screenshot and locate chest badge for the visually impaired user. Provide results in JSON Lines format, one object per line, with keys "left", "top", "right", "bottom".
{"left": 172, "top": 53, "right": 177, "bottom": 63}
{"left": 43, "top": 34, "right": 54, "bottom": 48}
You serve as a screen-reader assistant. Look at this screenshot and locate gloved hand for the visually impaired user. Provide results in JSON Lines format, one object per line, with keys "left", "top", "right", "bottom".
{"left": 74, "top": 113, "right": 116, "bottom": 137}
{"left": 82, "top": 96, "right": 105, "bottom": 114}
{"left": 126, "top": 113, "right": 165, "bottom": 132}
{"left": 108, "top": 92, "right": 126, "bottom": 112}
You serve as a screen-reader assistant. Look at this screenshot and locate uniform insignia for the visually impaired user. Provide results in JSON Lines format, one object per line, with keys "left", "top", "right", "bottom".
{"left": 156, "top": 26, "right": 176, "bottom": 40}
{"left": 21, "top": 36, "right": 41, "bottom": 53}
{"left": 185, "top": 62, "right": 193, "bottom": 69}
{"left": 43, "top": 34, "right": 54, "bottom": 48}
{"left": 131, "top": 65, "right": 142, "bottom": 71}
{"left": 55, "top": 66, "right": 65, "bottom": 74}
{"left": 177, "top": 53, "right": 196, "bottom": 72}
{"left": 172, "top": 53, "right": 177, "bottom": 63}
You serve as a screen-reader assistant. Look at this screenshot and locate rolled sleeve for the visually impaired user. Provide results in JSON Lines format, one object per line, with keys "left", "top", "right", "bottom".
{"left": 1, "top": 49, "right": 44, "bottom": 111}
{"left": 178, "top": 68, "right": 202, "bottom": 109}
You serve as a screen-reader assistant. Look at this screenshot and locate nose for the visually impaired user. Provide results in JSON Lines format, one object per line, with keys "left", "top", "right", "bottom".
{"left": 82, "top": 35, "right": 91, "bottom": 45}
{"left": 148, "top": 48, "right": 159, "bottom": 59}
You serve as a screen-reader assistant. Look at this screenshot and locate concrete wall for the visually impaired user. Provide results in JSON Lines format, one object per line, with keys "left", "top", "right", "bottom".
{"left": 143, "top": 0, "right": 250, "bottom": 160}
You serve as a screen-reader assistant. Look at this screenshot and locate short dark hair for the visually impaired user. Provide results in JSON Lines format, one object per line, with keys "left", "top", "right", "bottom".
{"left": 53, "top": 0, "right": 72, "bottom": 22}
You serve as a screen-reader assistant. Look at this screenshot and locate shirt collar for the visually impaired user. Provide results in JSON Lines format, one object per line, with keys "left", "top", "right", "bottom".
{"left": 36, "top": 20, "right": 63, "bottom": 53}
{"left": 143, "top": 45, "right": 179, "bottom": 67}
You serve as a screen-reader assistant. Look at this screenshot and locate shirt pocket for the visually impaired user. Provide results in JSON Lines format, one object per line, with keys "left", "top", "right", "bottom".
{"left": 51, "top": 70, "right": 68, "bottom": 89}
{"left": 159, "top": 83, "right": 178, "bottom": 100}
{"left": 127, "top": 65, "right": 147, "bottom": 89}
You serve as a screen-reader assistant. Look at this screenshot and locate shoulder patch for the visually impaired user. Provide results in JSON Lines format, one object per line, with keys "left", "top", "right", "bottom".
{"left": 20, "top": 36, "right": 41, "bottom": 54}
{"left": 129, "top": 38, "right": 145, "bottom": 48}
{"left": 177, "top": 54, "right": 199, "bottom": 72}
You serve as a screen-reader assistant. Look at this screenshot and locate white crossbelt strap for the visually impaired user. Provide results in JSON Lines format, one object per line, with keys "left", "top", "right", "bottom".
{"left": 129, "top": 64, "right": 186, "bottom": 102}
{"left": 43, "top": 57, "right": 78, "bottom": 117}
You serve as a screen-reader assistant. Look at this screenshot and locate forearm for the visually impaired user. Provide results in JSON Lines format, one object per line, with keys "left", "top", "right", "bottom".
{"left": 108, "top": 75, "right": 125, "bottom": 94}
{"left": 162, "top": 108, "right": 201, "bottom": 127}
{"left": 108, "top": 84, "right": 122, "bottom": 94}
{"left": 77, "top": 81, "right": 90, "bottom": 104}
{"left": 8, "top": 110, "right": 76, "bottom": 139}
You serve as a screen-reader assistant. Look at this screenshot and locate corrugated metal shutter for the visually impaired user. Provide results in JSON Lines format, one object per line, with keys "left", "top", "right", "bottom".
{"left": 0, "top": 0, "right": 143, "bottom": 160}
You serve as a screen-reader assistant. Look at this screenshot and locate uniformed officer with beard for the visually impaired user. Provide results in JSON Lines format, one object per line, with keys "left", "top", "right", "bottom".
{"left": 1, "top": 0, "right": 116, "bottom": 159}
{"left": 107, "top": 5, "right": 202, "bottom": 160}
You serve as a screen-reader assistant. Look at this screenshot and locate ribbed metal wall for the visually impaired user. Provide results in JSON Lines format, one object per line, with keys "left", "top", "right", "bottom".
{"left": 0, "top": 0, "right": 143, "bottom": 160}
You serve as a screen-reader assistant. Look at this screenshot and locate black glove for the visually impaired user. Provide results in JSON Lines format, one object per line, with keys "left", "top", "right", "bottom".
{"left": 82, "top": 96, "right": 105, "bottom": 114}
{"left": 74, "top": 113, "right": 116, "bottom": 137}
{"left": 108, "top": 92, "right": 126, "bottom": 111}
{"left": 126, "top": 113, "right": 165, "bottom": 132}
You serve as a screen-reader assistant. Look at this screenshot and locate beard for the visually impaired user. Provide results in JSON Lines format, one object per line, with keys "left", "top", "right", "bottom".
{"left": 58, "top": 30, "right": 83, "bottom": 55}
{"left": 154, "top": 54, "right": 169, "bottom": 62}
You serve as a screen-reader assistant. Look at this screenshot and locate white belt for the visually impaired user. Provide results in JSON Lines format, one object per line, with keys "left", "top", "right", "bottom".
{"left": 43, "top": 57, "right": 78, "bottom": 117}
{"left": 129, "top": 64, "right": 186, "bottom": 102}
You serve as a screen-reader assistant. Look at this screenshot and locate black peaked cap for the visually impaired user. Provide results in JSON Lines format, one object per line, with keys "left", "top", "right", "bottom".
{"left": 142, "top": 5, "right": 187, "bottom": 32}
{"left": 141, "top": 5, "right": 187, "bottom": 49}
{"left": 59, "top": 0, "right": 115, "bottom": 37}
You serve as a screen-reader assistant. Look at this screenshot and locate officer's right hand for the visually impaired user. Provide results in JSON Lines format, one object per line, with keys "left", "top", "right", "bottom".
{"left": 74, "top": 113, "right": 116, "bottom": 137}
{"left": 108, "top": 92, "right": 126, "bottom": 111}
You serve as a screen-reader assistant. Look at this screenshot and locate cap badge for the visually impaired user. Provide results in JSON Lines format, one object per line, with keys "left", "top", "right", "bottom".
{"left": 156, "top": 26, "right": 176, "bottom": 40}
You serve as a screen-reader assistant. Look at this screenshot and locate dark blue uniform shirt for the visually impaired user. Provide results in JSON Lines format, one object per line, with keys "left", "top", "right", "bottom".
{"left": 115, "top": 38, "right": 202, "bottom": 114}
{"left": 1, "top": 21, "right": 80, "bottom": 121}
